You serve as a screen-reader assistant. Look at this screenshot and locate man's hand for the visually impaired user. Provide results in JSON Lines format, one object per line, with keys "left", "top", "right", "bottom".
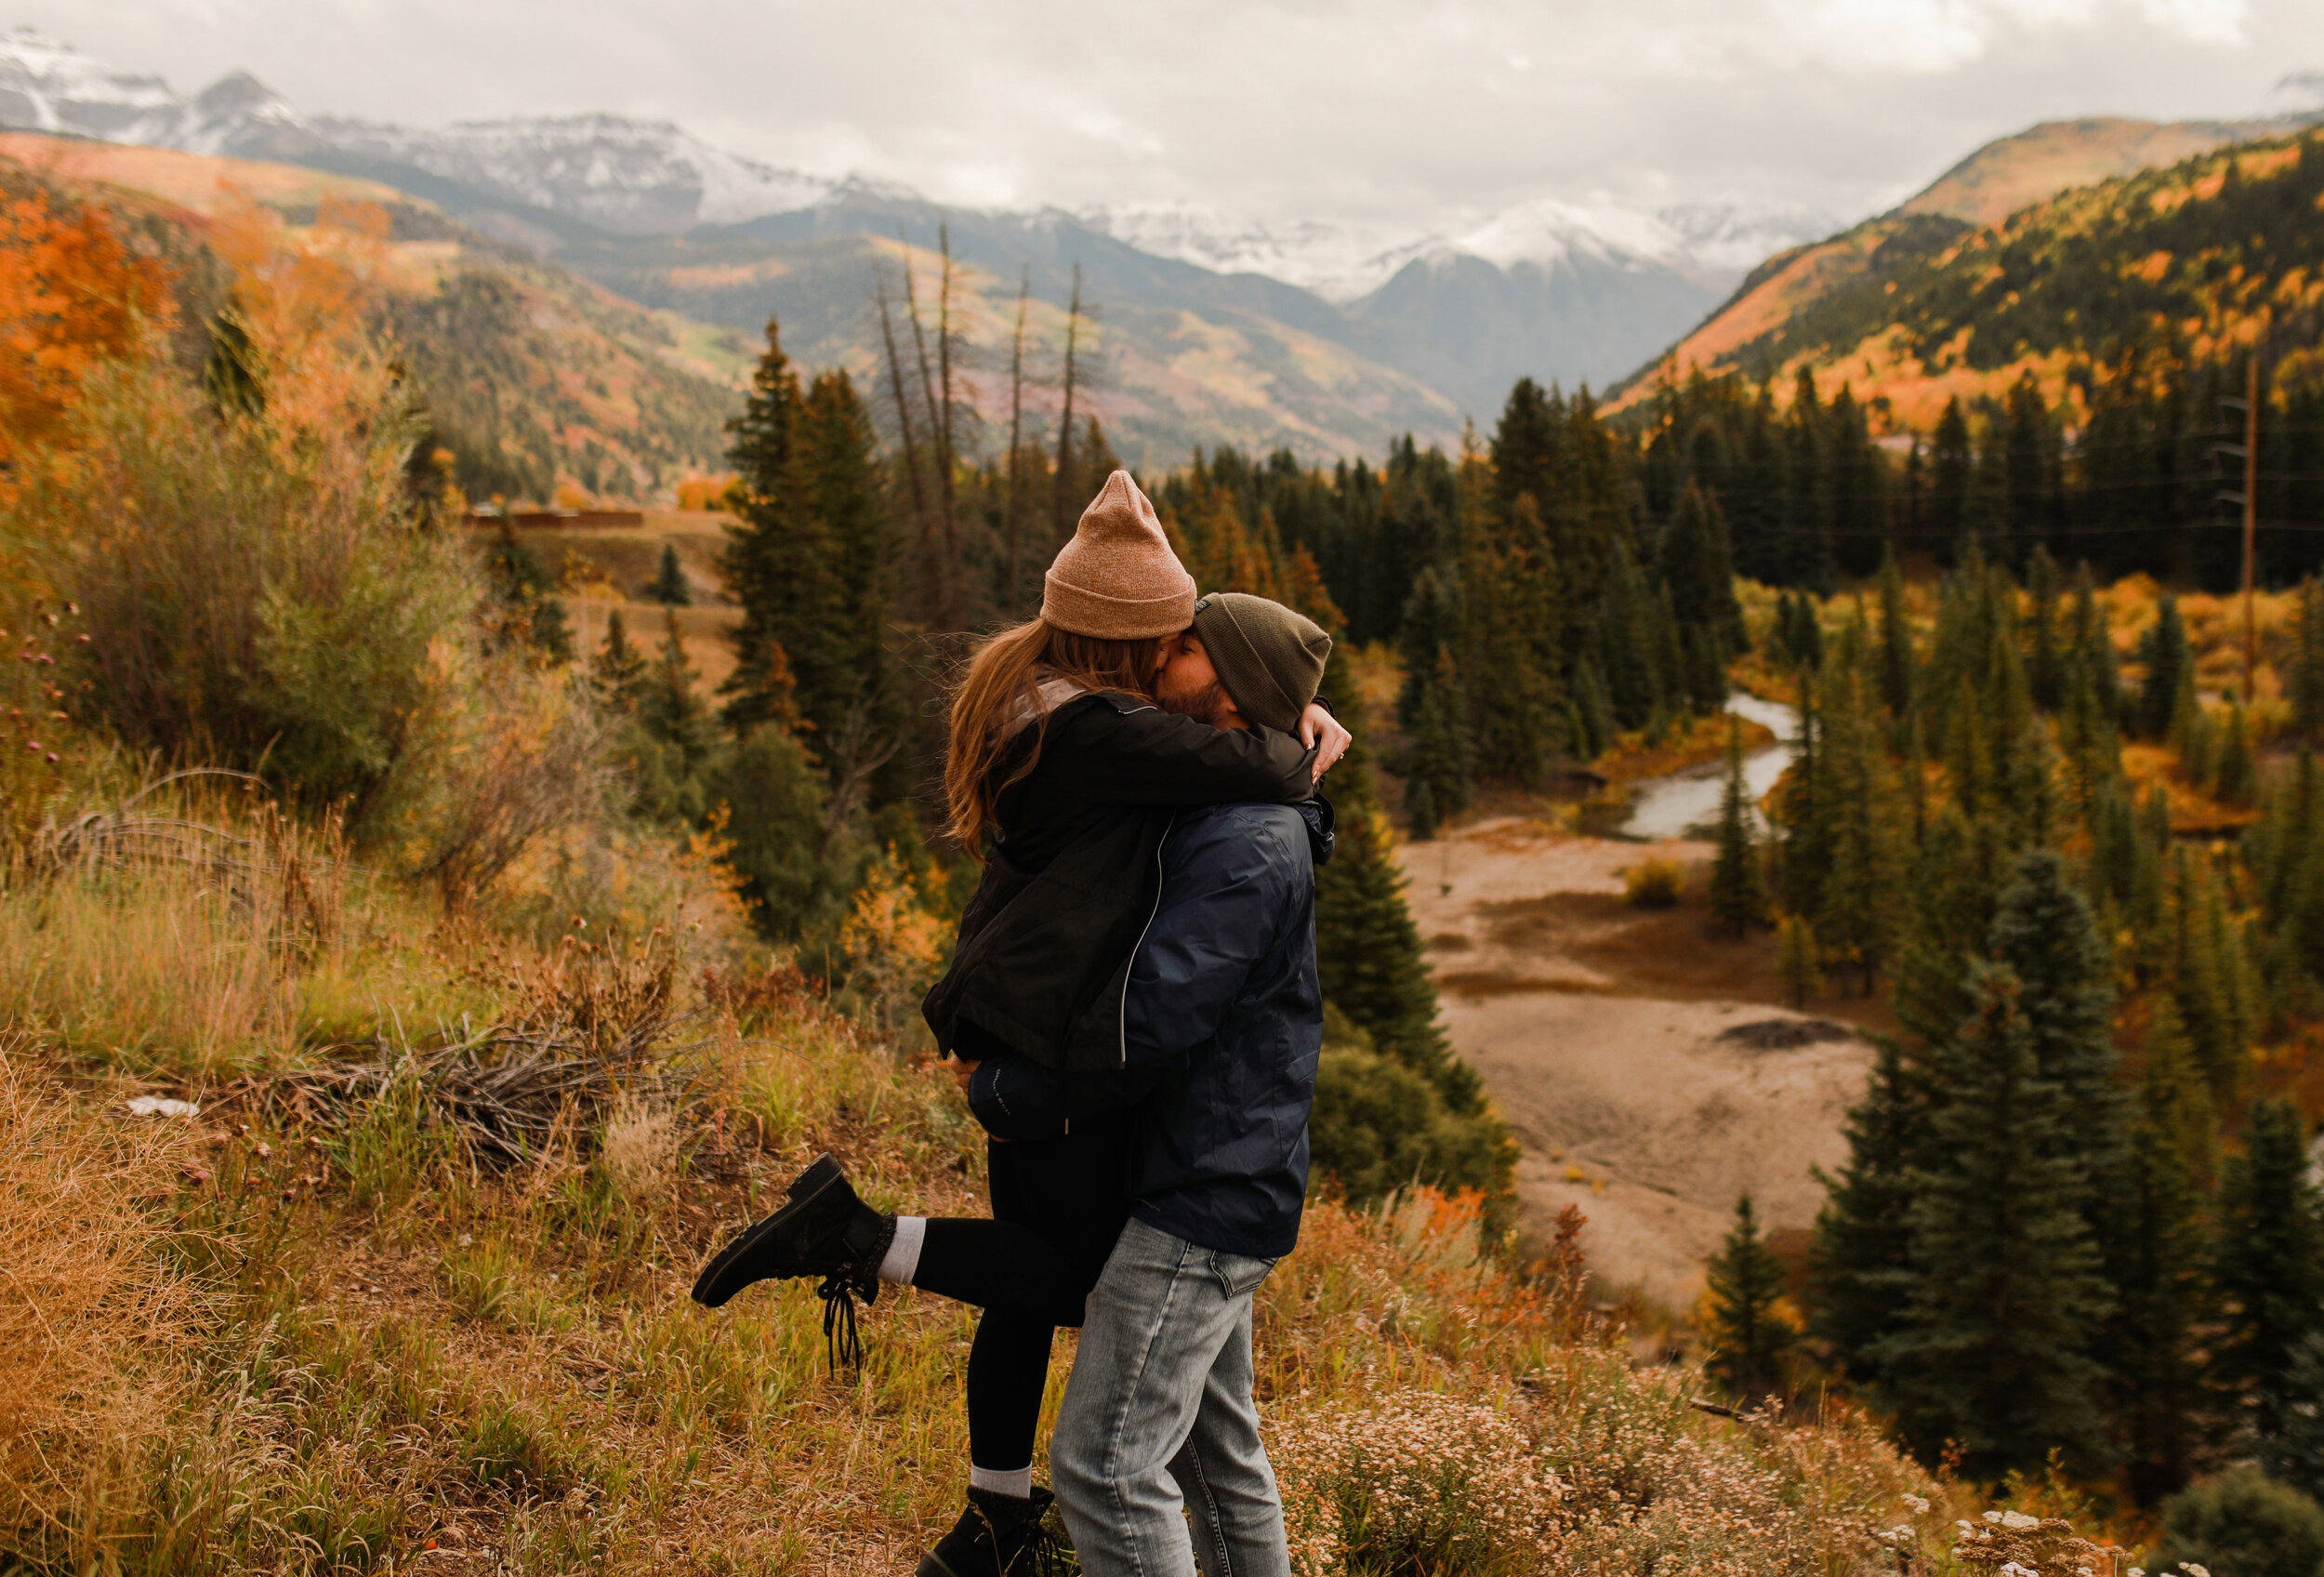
{"left": 1298, "top": 703, "right": 1352, "bottom": 783}
{"left": 948, "top": 1057, "right": 980, "bottom": 1094}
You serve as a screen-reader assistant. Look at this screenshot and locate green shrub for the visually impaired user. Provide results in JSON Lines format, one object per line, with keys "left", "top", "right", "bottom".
{"left": 2154, "top": 1467, "right": 2324, "bottom": 1577}
{"left": 704, "top": 722, "right": 858, "bottom": 944}
{"left": 16, "top": 364, "right": 472, "bottom": 819}
{"left": 1310, "top": 1016, "right": 1511, "bottom": 1207}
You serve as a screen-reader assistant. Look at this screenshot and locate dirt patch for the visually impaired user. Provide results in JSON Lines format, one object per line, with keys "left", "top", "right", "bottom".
{"left": 1397, "top": 820, "right": 1890, "bottom": 1310}
{"left": 1717, "top": 1018, "right": 1859, "bottom": 1051}
{"left": 1478, "top": 892, "right": 1789, "bottom": 1005}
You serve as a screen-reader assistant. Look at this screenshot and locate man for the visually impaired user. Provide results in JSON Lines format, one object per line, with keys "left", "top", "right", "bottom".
{"left": 976, "top": 592, "right": 1331, "bottom": 1577}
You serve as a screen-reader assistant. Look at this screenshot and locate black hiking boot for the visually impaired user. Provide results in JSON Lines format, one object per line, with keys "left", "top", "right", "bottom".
{"left": 916, "top": 1487, "right": 1070, "bottom": 1577}
{"left": 690, "top": 1154, "right": 895, "bottom": 1369}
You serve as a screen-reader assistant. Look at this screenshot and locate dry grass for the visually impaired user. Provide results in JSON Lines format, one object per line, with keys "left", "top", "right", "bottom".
{"left": 0, "top": 762, "right": 2007, "bottom": 1574}
{"left": 0, "top": 1052, "right": 191, "bottom": 1548}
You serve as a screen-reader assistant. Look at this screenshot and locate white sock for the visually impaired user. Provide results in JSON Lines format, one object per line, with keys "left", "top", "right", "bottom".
{"left": 970, "top": 1464, "right": 1034, "bottom": 1499}
{"left": 878, "top": 1215, "right": 925, "bottom": 1285}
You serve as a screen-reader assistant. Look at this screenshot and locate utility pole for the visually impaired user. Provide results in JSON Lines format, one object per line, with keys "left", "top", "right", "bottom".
{"left": 2216, "top": 351, "right": 2263, "bottom": 698}
{"left": 2243, "top": 353, "right": 2260, "bottom": 699}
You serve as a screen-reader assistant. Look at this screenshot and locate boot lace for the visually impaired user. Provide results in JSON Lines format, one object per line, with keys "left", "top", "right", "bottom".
{"left": 816, "top": 1265, "right": 879, "bottom": 1373}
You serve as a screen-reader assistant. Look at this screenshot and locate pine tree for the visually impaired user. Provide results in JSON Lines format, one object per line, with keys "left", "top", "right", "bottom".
{"left": 2068, "top": 573, "right": 2124, "bottom": 733}
{"left": 1704, "top": 1193, "right": 1796, "bottom": 1403}
{"left": 482, "top": 521, "right": 574, "bottom": 662}
{"left": 1464, "top": 492, "right": 1564, "bottom": 783}
{"left": 1986, "top": 850, "right": 2122, "bottom": 1176}
{"left": 1396, "top": 566, "right": 1474, "bottom": 823}
{"left": 1808, "top": 1036, "right": 1930, "bottom": 1396}
{"left": 1314, "top": 722, "right": 1482, "bottom": 1113}
{"left": 1877, "top": 547, "right": 1915, "bottom": 721}
{"left": 1891, "top": 804, "right": 2012, "bottom": 1049}
{"left": 645, "top": 542, "right": 692, "bottom": 606}
{"left": 2027, "top": 545, "right": 2063, "bottom": 711}
{"left": 1709, "top": 717, "right": 1770, "bottom": 934}
{"left": 2295, "top": 577, "right": 2324, "bottom": 742}
{"left": 640, "top": 612, "right": 720, "bottom": 768}
{"left": 590, "top": 608, "right": 649, "bottom": 710}
{"left": 1662, "top": 480, "right": 1743, "bottom": 655}
{"left": 2214, "top": 1097, "right": 2324, "bottom": 1444}
{"left": 1878, "top": 962, "right": 2111, "bottom": 1480}
{"left": 2167, "top": 847, "right": 2255, "bottom": 1102}
{"left": 2139, "top": 594, "right": 2192, "bottom": 741}
{"left": 2111, "top": 1003, "right": 2213, "bottom": 1505}
{"left": 2261, "top": 1332, "right": 2324, "bottom": 1504}
{"left": 1930, "top": 397, "right": 1973, "bottom": 557}
{"left": 2216, "top": 703, "right": 2257, "bottom": 806}
{"left": 1777, "top": 914, "right": 1823, "bottom": 1008}
{"left": 1817, "top": 655, "right": 1906, "bottom": 994}
{"left": 722, "top": 318, "right": 841, "bottom": 735}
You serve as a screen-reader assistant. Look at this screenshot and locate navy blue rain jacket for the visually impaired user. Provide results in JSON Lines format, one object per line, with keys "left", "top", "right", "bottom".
{"left": 968, "top": 798, "right": 1328, "bottom": 1260}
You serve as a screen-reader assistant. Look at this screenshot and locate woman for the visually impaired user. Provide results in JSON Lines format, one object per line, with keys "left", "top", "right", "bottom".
{"left": 693, "top": 470, "right": 1347, "bottom": 1576}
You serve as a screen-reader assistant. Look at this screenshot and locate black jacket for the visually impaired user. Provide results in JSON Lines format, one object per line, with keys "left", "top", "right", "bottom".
{"left": 969, "top": 800, "right": 1329, "bottom": 1258}
{"left": 921, "top": 691, "right": 1314, "bottom": 1073}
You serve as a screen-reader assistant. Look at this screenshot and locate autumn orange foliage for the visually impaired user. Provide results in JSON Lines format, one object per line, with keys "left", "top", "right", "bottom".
{"left": 0, "top": 190, "right": 165, "bottom": 469}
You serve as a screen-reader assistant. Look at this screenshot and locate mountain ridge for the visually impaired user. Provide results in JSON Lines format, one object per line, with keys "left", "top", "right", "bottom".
{"left": 0, "top": 27, "right": 1823, "bottom": 431}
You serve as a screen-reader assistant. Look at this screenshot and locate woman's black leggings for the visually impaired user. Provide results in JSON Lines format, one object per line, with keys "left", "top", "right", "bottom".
{"left": 906, "top": 1113, "right": 1137, "bottom": 1474}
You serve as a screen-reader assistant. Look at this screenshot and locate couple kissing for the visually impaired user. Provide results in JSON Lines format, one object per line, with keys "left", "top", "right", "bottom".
{"left": 693, "top": 468, "right": 1353, "bottom": 1577}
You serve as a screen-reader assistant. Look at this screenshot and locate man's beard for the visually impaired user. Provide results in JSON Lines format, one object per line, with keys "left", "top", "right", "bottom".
{"left": 1163, "top": 679, "right": 1235, "bottom": 727}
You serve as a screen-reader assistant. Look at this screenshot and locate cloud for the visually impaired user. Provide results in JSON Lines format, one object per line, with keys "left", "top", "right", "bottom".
{"left": 18, "top": 0, "right": 2319, "bottom": 232}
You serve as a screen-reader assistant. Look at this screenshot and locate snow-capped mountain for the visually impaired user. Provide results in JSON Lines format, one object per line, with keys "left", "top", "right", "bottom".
{"left": 0, "top": 31, "right": 834, "bottom": 234}
{"left": 0, "top": 29, "right": 320, "bottom": 159}
{"left": 1075, "top": 203, "right": 1416, "bottom": 301}
{"left": 309, "top": 114, "right": 836, "bottom": 234}
{"left": 1086, "top": 195, "right": 1835, "bottom": 307}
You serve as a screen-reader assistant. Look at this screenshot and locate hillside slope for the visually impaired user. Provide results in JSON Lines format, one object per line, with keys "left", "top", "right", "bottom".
{"left": 1613, "top": 115, "right": 2324, "bottom": 421}
{"left": 0, "top": 132, "right": 748, "bottom": 500}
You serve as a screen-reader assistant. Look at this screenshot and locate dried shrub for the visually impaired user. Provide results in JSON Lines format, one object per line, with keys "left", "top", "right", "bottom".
{"left": 1623, "top": 855, "right": 1684, "bottom": 908}
{"left": 0, "top": 783, "right": 359, "bottom": 1076}
{"left": 0, "top": 1054, "right": 189, "bottom": 1543}
{"left": 599, "top": 1092, "right": 677, "bottom": 1200}
{"left": 1274, "top": 1389, "right": 1563, "bottom": 1575}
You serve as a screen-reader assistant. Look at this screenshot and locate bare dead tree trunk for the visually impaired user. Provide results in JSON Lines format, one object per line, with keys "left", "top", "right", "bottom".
{"left": 1051, "top": 263, "right": 1083, "bottom": 546}
{"left": 816, "top": 697, "right": 903, "bottom": 860}
{"left": 934, "top": 225, "right": 962, "bottom": 628}
{"left": 874, "top": 271, "right": 936, "bottom": 618}
{"left": 1006, "top": 268, "right": 1029, "bottom": 610}
{"left": 900, "top": 233, "right": 959, "bottom": 629}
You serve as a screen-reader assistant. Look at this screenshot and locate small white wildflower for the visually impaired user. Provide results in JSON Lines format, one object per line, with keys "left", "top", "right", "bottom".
{"left": 2128, "top": 1568, "right": 2145, "bottom": 1577}
{"left": 2185, "top": 1567, "right": 2212, "bottom": 1577}
{"left": 1985, "top": 1510, "right": 2004, "bottom": 1523}
{"left": 1903, "top": 1493, "right": 1931, "bottom": 1516}
{"left": 2000, "top": 1565, "right": 2040, "bottom": 1577}
{"left": 2001, "top": 1509, "right": 2040, "bottom": 1530}
{"left": 1958, "top": 1520, "right": 1975, "bottom": 1533}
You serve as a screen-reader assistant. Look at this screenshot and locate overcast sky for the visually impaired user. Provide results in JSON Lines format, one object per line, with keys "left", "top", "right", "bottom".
{"left": 29, "top": 0, "right": 2324, "bottom": 231}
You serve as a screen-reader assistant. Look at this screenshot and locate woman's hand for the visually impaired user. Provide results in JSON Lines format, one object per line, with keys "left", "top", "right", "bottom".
{"left": 1299, "top": 703, "right": 1353, "bottom": 783}
{"left": 948, "top": 1057, "right": 980, "bottom": 1094}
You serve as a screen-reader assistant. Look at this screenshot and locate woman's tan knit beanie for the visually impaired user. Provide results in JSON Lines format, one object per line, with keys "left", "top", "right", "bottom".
{"left": 1042, "top": 470, "right": 1197, "bottom": 640}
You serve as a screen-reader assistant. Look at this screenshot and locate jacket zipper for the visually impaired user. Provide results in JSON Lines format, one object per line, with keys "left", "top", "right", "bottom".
{"left": 1118, "top": 812, "right": 1174, "bottom": 1067}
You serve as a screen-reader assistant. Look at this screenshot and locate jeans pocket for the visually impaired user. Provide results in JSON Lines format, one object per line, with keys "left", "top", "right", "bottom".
{"left": 1207, "top": 1250, "right": 1277, "bottom": 1300}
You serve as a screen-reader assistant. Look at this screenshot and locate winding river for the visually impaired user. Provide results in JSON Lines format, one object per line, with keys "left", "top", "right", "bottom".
{"left": 1618, "top": 692, "right": 1802, "bottom": 842}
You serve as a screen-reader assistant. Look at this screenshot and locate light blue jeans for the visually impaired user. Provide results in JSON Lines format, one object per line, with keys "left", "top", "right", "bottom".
{"left": 1050, "top": 1216, "right": 1289, "bottom": 1577}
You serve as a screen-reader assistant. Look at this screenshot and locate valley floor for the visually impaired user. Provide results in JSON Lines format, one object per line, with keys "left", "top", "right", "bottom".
{"left": 1398, "top": 821, "right": 1885, "bottom": 1309}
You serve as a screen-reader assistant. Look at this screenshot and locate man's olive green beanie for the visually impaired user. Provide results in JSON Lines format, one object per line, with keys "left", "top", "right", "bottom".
{"left": 1191, "top": 593, "right": 1332, "bottom": 735}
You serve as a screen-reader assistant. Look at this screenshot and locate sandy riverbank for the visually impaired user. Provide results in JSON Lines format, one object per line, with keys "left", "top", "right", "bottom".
{"left": 1397, "top": 817, "right": 1877, "bottom": 1310}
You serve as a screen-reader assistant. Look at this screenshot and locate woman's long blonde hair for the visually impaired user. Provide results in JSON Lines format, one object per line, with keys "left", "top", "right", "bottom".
{"left": 944, "top": 618, "right": 1166, "bottom": 854}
